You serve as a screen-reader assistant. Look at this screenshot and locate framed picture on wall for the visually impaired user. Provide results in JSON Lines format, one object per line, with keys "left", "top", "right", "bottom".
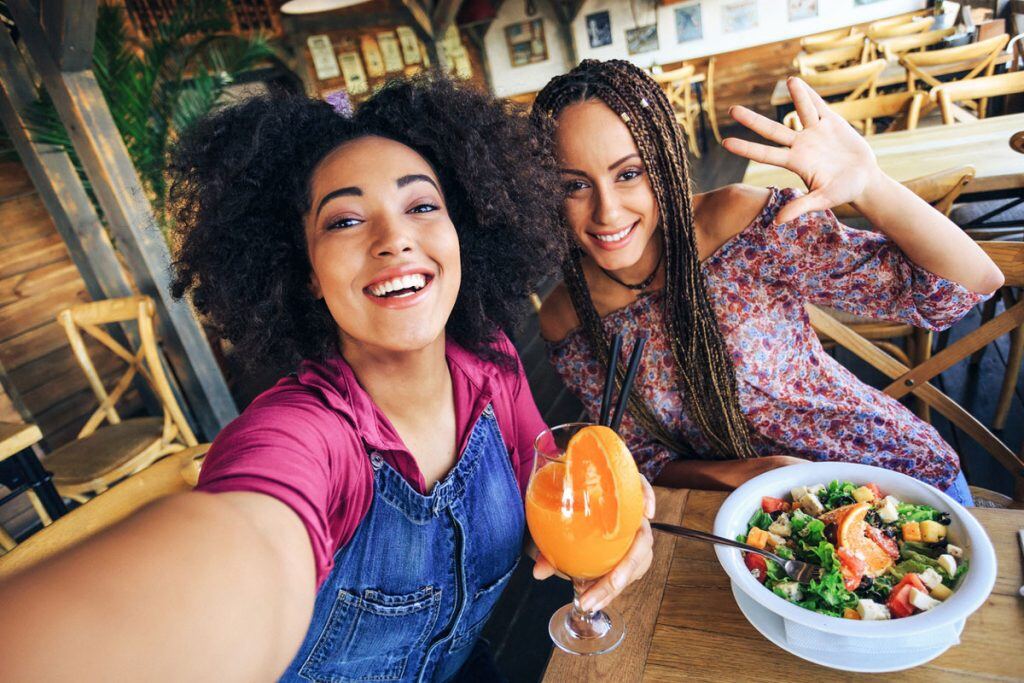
{"left": 788, "top": 0, "right": 818, "bottom": 21}
{"left": 504, "top": 19, "right": 548, "bottom": 67}
{"left": 586, "top": 11, "right": 613, "bottom": 48}
{"left": 722, "top": 0, "right": 759, "bottom": 33}
{"left": 396, "top": 26, "right": 422, "bottom": 64}
{"left": 626, "top": 24, "right": 659, "bottom": 55}
{"left": 675, "top": 3, "right": 703, "bottom": 42}
{"left": 307, "top": 35, "right": 340, "bottom": 80}
{"left": 854, "top": 0, "right": 884, "bottom": 4}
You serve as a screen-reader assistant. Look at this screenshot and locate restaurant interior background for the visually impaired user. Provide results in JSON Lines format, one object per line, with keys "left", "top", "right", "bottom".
{"left": 0, "top": 0, "right": 1021, "bottom": 679}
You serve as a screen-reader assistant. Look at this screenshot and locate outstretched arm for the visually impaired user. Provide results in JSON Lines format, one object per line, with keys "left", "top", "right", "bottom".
{"left": 0, "top": 490, "right": 315, "bottom": 682}
{"left": 723, "top": 77, "right": 1003, "bottom": 295}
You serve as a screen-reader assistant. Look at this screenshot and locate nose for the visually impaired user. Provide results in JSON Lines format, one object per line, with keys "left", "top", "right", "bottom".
{"left": 592, "top": 182, "right": 624, "bottom": 228}
{"left": 370, "top": 213, "right": 415, "bottom": 258}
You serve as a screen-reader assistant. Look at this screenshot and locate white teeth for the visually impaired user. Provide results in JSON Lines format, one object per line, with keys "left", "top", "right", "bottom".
{"left": 593, "top": 223, "right": 635, "bottom": 243}
{"left": 368, "top": 273, "right": 427, "bottom": 297}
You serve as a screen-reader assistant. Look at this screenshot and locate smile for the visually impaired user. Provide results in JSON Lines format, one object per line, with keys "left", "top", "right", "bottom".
{"left": 588, "top": 221, "right": 639, "bottom": 250}
{"left": 366, "top": 273, "right": 431, "bottom": 298}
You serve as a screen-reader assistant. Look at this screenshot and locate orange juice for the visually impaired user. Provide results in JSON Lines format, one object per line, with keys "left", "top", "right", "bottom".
{"left": 526, "top": 426, "right": 644, "bottom": 579}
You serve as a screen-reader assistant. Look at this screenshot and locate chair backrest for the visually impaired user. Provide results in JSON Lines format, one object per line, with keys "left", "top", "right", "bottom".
{"left": 653, "top": 64, "right": 697, "bottom": 116}
{"left": 931, "top": 69, "right": 1024, "bottom": 123}
{"left": 802, "top": 59, "right": 887, "bottom": 101}
{"left": 806, "top": 241, "right": 1024, "bottom": 503}
{"left": 831, "top": 165, "right": 975, "bottom": 218}
{"left": 795, "top": 43, "right": 868, "bottom": 75}
{"left": 57, "top": 295, "right": 197, "bottom": 447}
{"left": 803, "top": 32, "right": 868, "bottom": 53}
{"left": 801, "top": 26, "right": 858, "bottom": 50}
{"left": 901, "top": 33, "right": 1010, "bottom": 91}
{"left": 783, "top": 90, "right": 926, "bottom": 136}
{"left": 867, "top": 16, "right": 934, "bottom": 40}
{"left": 0, "top": 445, "right": 208, "bottom": 579}
{"left": 877, "top": 26, "right": 958, "bottom": 60}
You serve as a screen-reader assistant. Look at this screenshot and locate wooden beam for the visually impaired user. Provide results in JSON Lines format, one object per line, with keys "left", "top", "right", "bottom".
{"left": 432, "top": 0, "right": 465, "bottom": 38}
{"left": 536, "top": 0, "right": 578, "bottom": 68}
{"left": 42, "top": 0, "right": 97, "bottom": 71}
{"left": 401, "top": 0, "right": 434, "bottom": 40}
{"left": 7, "top": 0, "right": 238, "bottom": 438}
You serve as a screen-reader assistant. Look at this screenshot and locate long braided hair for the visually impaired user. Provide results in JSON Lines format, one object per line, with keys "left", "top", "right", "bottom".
{"left": 533, "top": 59, "right": 757, "bottom": 461}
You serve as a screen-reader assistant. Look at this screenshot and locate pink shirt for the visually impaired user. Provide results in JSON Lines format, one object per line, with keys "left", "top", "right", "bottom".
{"left": 197, "top": 333, "right": 546, "bottom": 587}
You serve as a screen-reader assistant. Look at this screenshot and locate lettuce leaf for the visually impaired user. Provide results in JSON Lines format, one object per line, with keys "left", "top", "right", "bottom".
{"left": 791, "top": 509, "right": 827, "bottom": 545}
{"left": 897, "top": 503, "right": 943, "bottom": 523}
{"left": 822, "top": 480, "right": 856, "bottom": 509}
{"left": 747, "top": 509, "right": 773, "bottom": 531}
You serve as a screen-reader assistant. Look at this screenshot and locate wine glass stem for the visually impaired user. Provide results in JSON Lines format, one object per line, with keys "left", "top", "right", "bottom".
{"left": 568, "top": 578, "right": 610, "bottom": 639}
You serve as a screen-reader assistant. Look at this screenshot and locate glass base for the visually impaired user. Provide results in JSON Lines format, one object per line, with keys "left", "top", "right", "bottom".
{"left": 548, "top": 603, "right": 625, "bottom": 656}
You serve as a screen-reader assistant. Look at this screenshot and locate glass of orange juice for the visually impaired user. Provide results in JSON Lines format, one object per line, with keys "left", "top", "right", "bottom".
{"left": 526, "top": 422, "right": 644, "bottom": 655}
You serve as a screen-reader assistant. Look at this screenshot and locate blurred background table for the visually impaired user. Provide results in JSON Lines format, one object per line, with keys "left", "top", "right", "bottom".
{"left": 543, "top": 488, "right": 1024, "bottom": 682}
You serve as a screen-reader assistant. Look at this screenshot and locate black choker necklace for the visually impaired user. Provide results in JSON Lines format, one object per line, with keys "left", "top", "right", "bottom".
{"left": 600, "top": 248, "right": 664, "bottom": 291}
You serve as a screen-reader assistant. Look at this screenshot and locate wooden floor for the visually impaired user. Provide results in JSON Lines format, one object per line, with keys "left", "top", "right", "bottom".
{"left": 488, "top": 122, "right": 1023, "bottom": 682}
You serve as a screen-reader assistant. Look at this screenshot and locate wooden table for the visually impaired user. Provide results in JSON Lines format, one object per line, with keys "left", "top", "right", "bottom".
{"left": 543, "top": 488, "right": 1024, "bottom": 682}
{"left": 0, "top": 422, "right": 67, "bottom": 532}
{"left": 742, "top": 112, "right": 1024, "bottom": 198}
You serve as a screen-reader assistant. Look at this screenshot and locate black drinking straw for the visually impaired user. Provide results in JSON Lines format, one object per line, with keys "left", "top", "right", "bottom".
{"left": 610, "top": 334, "right": 649, "bottom": 432}
{"left": 598, "top": 332, "right": 623, "bottom": 426}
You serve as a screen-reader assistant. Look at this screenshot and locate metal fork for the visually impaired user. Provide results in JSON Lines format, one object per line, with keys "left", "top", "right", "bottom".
{"left": 650, "top": 521, "right": 824, "bottom": 584}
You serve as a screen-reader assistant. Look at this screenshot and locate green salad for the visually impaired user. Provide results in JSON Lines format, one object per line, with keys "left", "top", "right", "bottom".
{"left": 739, "top": 481, "right": 968, "bottom": 620}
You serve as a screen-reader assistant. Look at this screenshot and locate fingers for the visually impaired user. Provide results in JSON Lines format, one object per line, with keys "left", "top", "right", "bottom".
{"left": 800, "top": 79, "right": 833, "bottom": 118}
{"left": 532, "top": 553, "right": 556, "bottom": 580}
{"left": 580, "top": 519, "right": 654, "bottom": 612}
{"left": 788, "top": 77, "right": 820, "bottom": 130}
{"left": 722, "top": 137, "right": 789, "bottom": 168}
{"left": 728, "top": 105, "right": 797, "bottom": 147}
{"left": 774, "top": 190, "right": 832, "bottom": 226}
{"left": 640, "top": 473, "right": 656, "bottom": 519}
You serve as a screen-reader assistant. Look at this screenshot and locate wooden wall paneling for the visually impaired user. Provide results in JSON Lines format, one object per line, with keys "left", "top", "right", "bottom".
{"left": 6, "top": 0, "right": 238, "bottom": 439}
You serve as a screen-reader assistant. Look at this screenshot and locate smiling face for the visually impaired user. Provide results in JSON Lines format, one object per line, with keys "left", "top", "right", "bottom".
{"left": 554, "top": 100, "right": 660, "bottom": 274}
{"left": 305, "top": 135, "right": 460, "bottom": 356}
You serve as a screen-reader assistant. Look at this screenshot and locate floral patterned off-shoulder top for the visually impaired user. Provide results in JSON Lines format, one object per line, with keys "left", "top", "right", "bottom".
{"left": 547, "top": 188, "right": 988, "bottom": 490}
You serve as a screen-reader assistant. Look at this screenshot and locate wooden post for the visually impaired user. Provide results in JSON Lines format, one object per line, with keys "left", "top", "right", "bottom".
{"left": 41, "top": 0, "right": 97, "bottom": 71}
{"left": 7, "top": 0, "right": 238, "bottom": 438}
{"left": 538, "top": 0, "right": 582, "bottom": 69}
{"left": 401, "top": 0, "right": 469, "bottom": 69}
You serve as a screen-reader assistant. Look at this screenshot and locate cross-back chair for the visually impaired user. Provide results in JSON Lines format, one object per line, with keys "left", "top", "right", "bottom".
{"left": 801, "top": 27, "right": 860, "bottom": 51}
{"left": 807, "top": 241, "right": 1024, "bottom": 507}
{"left": 900, "top": 33, "right": 1010, "bottom": 120}
{"left": 653, "top": 64, "right": 702, "bottom": 157}
{"left": 803, "top": 32, "right": 868, "bottom": 54}
{"left": 802, "top": 59, "right": 888, "bottom": 102}
{"left": 795, "top": 43, "right": 869, "bottom": 76}
{"left": 931, "top": 69, "right": 1024, "bottom": 123}
{"left": 45, "top": 296, "right": 197, "bottom": 502}
{"left": 876, "top": 26, "right": 958, "bottom": 61}
{"left": 784, "top": 90, "right": 926, "bottom": 136}
{"left": 0, "top": 444, "right": 208, "bottom": 580}
{"left": 867, "top": 17, "right": 934, "bottom": 42}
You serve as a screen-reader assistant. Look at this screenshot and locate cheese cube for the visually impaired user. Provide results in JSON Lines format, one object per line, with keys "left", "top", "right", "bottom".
{"left": 877, "top": 497, "right": 899, "bottom": 523}
{"left": 790, "top": 485, "right": 809, "bottom": 502}
{"left": 937, "top": 553, "right": 957, "bottom": 577}
{"left": 852, "top": 486, "right": 876, "bottom": 503}
{"left": 808, "top": 483, "right": 826, "bottom": 496}
{"left": 909, "top": 587, "right": 941, "bottom": 611}
{"left": 799, "top": 493, "right": 825, "bottom": 516}
{"left": 902, "top": 521, "right": 922, "bottom": 542}
{"left": 919, "top": 567, "right": 944, "bottom": 590}
{"left": 775, "top": 581, "right": 803, "bottom": 602}
{"left": 766, "top": 532, "right": 788, "bottom": 549}
{"left": 930, "top": 583, "right": 953, "bottom": 601}
{"left": 856, "top": 599, "right": 891, "bottom": 620}
{"left": 747, "top": 526, "right": 769, "bottom": 550}
{"left": 946, "top": 543, "right": 963, "bottom": 559}
{"left": 920, "top": 520, "right": 946, "bottom": 543}
{"left": 768, "top": 513, "right": 792, "bottom": 538}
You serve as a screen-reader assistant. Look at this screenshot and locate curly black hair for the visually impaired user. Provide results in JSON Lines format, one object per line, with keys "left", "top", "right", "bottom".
{"left": 168, "top": 77, "right": 566, "bottom": 370}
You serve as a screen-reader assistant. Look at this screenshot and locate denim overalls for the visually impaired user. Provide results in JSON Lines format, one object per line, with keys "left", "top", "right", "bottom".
{"left": 280, "top": 403, "right": 525, "bottom": 683}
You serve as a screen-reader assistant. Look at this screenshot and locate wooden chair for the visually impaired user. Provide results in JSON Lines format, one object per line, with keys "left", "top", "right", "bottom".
{"left": 702, "top": 57, "right": 722, "bottom": 145}
{"left": 802, "top": 32, "right": 868, "bottom": 54}
{"left": 44, "top": 296, "right": 198, "bottom": 503}
{"left": 802, "top": 59, "right": 888, "bottom": 102}
{"left": 876, "top": 27, "right": 958, "bottom": 61}
{"left": 807, "top": 241, "right": 1024, "bottom": 506}
{"left": 0, "top": 445, "right": 208, "bottom": 580}
{"left": 867, "top": 17, "right": 935, "bottom": 43}
{"left": 653, "top": 64, "right": 702, "bottom": 157}
{"left": 784, "top": 90, "right": 925, "bottom": 136}
{"left": 931, "top": 69, "right": 1024, "bottom": 123}
{"left": 795, "top": 43, "right": 869, "bottom": 76}
{"left": 801, "top": 27, "right": 860, "bottom": 51}
{"left": 816, "top": 166, "right": 977, "bottom": 422}
{"left": 901, "top": 33, "right": 1010, "bottom": 119}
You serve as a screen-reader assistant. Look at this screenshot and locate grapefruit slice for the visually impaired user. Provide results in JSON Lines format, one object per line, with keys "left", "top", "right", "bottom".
{"left": 836, "top": 502, "right": 894, "bottom": 578}
{"left": 563, "top": 425, "right": 644, "bottom": 540}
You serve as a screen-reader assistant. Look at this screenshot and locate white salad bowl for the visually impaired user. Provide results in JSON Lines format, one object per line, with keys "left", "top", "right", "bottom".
{"left": 713, "top": 462, "right": 997, "bottom": 672}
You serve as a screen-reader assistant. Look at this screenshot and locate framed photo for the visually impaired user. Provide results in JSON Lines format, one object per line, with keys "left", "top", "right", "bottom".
{"left": 359, "top": 35, "right": 385, "bottom": 78}
{"left": 788, "top": 0, "right": 818, "bottom": 21}
{"left": 625, "top": 24, "right": 659, "bottom": 55}
{"left": 306, "top": 35, "right": 340, "bottom": 81}
{"left": 854, "top": 0, "right": 884, "bottom": 4}
{"left": 395, "top": 26, "right": 422, "bottom": 64}
{"left": 504, "top": 19, "right": 548, "bottom": 67}
{"left": 586, "top": 11, "right": 613, "bottom": 48}
{"left": 675, "top": 3, "right": 703, "bottom": 43}
{"left": 338, "top": 51, "right": 368, "bottom": 95}
{"left": 722, "top": 0, "right": 759, "bottom": 33}
{"left": 376, "top": 32, "right": 405, "bottom": 72}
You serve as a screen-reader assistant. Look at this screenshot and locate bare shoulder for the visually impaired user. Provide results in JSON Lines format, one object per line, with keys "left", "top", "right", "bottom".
{"left": 693, "top": 184, "right": 773, "bottom": 259}
{"left": 538, "top": 282, "right": 581, "bottom": 344}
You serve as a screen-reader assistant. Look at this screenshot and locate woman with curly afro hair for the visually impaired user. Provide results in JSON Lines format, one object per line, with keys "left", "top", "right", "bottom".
{"left": 0, "top": 77, "right": 656, "bottom": 682}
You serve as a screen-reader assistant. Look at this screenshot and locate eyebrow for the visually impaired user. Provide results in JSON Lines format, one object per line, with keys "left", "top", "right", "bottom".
{"left": 397, "top": 174, "right": 440, "bottom": 191}
{"left": 314, "top": 174, "right": 440, "bottom": 219}
{"left": 558, "top": 153, "right": 642, "bottom": 177}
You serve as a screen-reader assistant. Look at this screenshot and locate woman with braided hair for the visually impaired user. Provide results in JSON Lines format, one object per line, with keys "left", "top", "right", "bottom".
{"left": 534, "top": 59, "right": 1002, "bottom": 504}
